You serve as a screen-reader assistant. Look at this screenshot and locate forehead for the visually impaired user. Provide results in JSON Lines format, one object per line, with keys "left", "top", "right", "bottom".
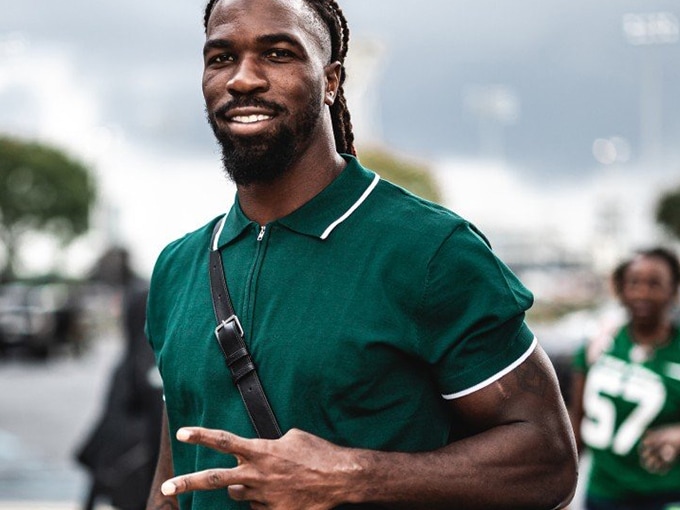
{"left": 627, "top": 256, "right": 672, "bottom": 278}
{"left": 207, "top": 0, "right": 330, "bottom": 58}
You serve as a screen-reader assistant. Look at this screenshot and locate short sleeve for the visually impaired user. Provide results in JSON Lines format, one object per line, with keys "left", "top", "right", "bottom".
{"left": 416, "top": 222, "right": 536, "bottom": 398}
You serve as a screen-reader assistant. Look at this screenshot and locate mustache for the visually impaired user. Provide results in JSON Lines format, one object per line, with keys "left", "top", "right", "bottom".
{"left": 215, "top": 97, "right": 287, "bottom": 117}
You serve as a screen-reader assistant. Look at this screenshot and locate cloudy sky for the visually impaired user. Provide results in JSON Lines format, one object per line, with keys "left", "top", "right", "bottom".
{"left": 2, "top": 0, "right": 680, "bottom": 275}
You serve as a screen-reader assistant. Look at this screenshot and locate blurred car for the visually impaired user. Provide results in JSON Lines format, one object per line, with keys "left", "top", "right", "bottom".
{"left": 0, "top": 281, "right": 84, "bottom": 359}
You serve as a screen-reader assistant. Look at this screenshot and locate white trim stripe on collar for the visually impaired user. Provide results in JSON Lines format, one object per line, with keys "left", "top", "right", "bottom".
{"left": 320, "top": 173, "right": 380, "bottom": 240}
{"left": 441, "top": 337, "right": 538, "bottom": 400}
{"left": 211, "top": 214, "right": 228, "bottom": 251}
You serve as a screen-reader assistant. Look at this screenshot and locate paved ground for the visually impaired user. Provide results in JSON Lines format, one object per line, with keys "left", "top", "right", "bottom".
{"left": 0, "top": 331, "right": 123, "bottom": 508}
{"left": 0, "top": 504, "right": 101, "bottom": 510}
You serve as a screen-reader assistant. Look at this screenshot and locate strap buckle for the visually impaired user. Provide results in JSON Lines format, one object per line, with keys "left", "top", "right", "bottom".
{"left": 215, "top": 314, "right": 244, "bottom": 339}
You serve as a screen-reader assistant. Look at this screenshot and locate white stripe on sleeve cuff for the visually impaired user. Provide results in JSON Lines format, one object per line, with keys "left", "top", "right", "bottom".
{"left": 441, "top": 336, "right": 538, "bottom": 400}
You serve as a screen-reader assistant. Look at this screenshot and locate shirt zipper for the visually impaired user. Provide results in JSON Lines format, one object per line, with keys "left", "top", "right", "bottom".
{"left": 246, "top": 224, "right": 267, "bottom": 341}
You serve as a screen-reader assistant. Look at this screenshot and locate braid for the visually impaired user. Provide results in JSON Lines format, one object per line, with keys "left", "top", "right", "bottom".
{"left": 203, "top": 0, "right": 356, "bottom": 156}
{"left": 203, "top": 0, "right": 217, "bottom": 34}
{"left": 308, "top": 0, "right": 356, "bottom": 156}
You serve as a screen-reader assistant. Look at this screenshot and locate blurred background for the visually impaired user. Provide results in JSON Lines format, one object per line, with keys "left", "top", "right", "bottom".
{"left": 1, "top": 0, "right": 680, "bottom": 509}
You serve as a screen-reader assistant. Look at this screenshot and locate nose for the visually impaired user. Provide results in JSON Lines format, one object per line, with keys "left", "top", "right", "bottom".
{"left": 227, "top": 56, "right": 268, "bottom": 95}
{"left": 630, "top": 281, "right": 657, "bottom": 301}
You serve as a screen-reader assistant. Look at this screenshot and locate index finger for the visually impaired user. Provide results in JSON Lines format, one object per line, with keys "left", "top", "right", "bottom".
{"left": 176, "top": 427, "right": 254, "bottom": 456}
{"left": 161, "top": 467, "right": 243, "bottom": 496}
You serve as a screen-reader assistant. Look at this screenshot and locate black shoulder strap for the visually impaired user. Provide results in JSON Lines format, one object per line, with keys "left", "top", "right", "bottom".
{"left": 208, "top": 219, "right": 282, "bottom": 439}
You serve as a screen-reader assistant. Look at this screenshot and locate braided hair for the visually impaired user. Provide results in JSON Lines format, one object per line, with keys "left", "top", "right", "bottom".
{"left": 203, "top": 0, "right": 356, "bottom": 156}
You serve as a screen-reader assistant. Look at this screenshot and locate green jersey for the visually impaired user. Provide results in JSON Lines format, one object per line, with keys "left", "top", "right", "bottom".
{"left": 574, "top": 326, "right": 680, "bottom": 501}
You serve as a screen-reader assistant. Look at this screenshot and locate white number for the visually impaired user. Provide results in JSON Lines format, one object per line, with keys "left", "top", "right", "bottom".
{"left": 581, "top": 358, "right": 666, "bottom": 455}
{"left": 581, "top": 363, "right": 620, "bottom": 449}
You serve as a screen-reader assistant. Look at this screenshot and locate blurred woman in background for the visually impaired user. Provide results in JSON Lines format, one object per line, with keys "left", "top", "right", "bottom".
{"left": 570, "top": 247, "right": 680, "bottom": 510}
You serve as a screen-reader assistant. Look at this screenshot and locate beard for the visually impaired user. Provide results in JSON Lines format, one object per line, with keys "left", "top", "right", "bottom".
{"left": 207, "top": 96, "right": 322, "bottom": 186}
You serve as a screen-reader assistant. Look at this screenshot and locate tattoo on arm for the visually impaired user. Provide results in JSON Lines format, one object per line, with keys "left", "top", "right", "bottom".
{"left": 514, "top": 359, "right": 548, "bottom": 397}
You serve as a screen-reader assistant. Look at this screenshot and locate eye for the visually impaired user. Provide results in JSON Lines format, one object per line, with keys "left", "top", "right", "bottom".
{"left": 648, "top": 278, "right": 664, "bottom": 290}
{"left": 265, "top": 48, "right": 295, "bottom": 61}
{"left": 624, "top": 278, "right": 640, "bottom": 290}
{"left": 207, "top": 52, "right": 235, "bottom": 65}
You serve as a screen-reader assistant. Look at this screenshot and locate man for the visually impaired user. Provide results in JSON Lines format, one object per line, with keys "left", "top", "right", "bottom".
{"left": 145, "top": 0, "right": 578, "bottom": 509}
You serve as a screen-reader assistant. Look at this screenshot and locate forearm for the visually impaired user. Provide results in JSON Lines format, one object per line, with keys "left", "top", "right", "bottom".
{"left": 344, "top": 420, "right": 576, "bottom": 509}
{"left": 161, "top": 349, "right": 578, "bottom": 510}
{"left": 346, "top": 350, "right": 577, "bottom": 509}
{"left": 147, "top": 407, "right": 178, "bottom": 510}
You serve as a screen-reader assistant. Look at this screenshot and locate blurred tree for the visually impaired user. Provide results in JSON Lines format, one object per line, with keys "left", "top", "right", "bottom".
{"left": 0, "top": 135, "right": 96, "bottom": 280}
{"left": 356, "top": 145, "right": 441, "bottom": 203}
{"left": 656, "top": 185, "right": 680, "bottom": 241}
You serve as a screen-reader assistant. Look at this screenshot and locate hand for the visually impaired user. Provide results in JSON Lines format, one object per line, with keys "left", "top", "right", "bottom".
{"left": 160, "top": 427, "right": 362, "bottom": 510}
{"left": 639, "top": 425, "right": 680, "bottom": 474}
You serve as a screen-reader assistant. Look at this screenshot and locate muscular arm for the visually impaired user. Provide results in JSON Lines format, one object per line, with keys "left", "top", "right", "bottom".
{"left": 567, "top": 371, "right": 586, "bottom": 453}
{"left": 146, "top": 406, "right": 178, "bottom": 510}
{"left": 351, "top": 345, "right": 578, "bottom": 509}
{"left": 160, "top": 346, "right": 578, "bottom": 510}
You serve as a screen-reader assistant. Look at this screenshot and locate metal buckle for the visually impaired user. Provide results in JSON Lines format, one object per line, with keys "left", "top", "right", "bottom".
{"left": 214, "top": 315, "right": 244, "bottom": 339}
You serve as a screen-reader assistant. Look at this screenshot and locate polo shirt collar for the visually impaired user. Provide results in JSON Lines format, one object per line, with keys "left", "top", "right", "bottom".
{"left": 214, "top": 155, "right": 380, "bottom": 249}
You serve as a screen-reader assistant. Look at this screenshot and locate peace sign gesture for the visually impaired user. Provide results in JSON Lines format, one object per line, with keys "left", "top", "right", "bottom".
{"left": 160, "top": 427, "right": 363, "bottom": 510}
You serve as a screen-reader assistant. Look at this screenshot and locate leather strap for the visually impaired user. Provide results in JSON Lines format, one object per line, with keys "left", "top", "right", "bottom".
{"left": 209, "top": 220, "right": 282, "bottom": 439}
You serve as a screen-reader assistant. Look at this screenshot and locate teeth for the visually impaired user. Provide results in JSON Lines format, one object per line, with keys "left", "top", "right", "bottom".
{"left": 231, "top": 114, "right": 272, "bottom": 124}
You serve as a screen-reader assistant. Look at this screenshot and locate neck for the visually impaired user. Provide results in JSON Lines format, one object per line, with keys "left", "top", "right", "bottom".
{"left": 236, "top": 146, "right": 346, "bottom": 226}
{"left": 630, "top": 320, "right": 672, "bottom": 347}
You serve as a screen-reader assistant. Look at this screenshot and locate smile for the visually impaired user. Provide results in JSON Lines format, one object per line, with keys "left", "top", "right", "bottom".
{"left": 230, "top": 114, "right": 273, "bottom": 124}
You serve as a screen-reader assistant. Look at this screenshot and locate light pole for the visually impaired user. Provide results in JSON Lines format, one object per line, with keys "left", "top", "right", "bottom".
{"left": 622, "top": 11, "right": 679, "bottom": 163}
{"left": 463, "top": 84, "right": 520, "bottom": 161}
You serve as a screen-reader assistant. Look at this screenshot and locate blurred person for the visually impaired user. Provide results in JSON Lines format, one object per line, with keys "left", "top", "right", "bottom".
{"left": 76, "top": 251, "right": 163, "bottom": 510}
{"left": 144, "top": 0, "right": 577, "bottom": 509}
{"left": 570, "top": 247, "right": 680, "bottom": 510}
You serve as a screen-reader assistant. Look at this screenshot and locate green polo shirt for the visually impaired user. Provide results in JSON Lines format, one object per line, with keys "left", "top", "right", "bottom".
{"left": 147, "top": 155, "right": 535, "bottom": 510}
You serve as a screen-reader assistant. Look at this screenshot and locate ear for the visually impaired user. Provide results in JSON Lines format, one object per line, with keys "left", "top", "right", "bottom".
{"left": 324, "top": 61, "right": 342, "bottom": 106}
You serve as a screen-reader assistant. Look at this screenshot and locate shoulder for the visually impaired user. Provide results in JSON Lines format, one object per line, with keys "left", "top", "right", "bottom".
{"left": 357, "top": 171, "right": 530, "bottom": 296}
{"left": 358, "top": 175, "right": 512, "bottom": 291}
{"left": 360, "top": 175, "right": 493, "bottom": 259}
{"left": 584, "top": 311, "right": 627, "bottom": 365}
{"left": 369, "top": 180, "right": 532, "bottom": 312}
{"left": 146, "top": 216, "right": 223, "bottom": 340}
{"left": 151, "top": 215, "right": 222, "bottom": 276}
{"left": 148, "top": 215, "right": 223, "bottom": 307}
{"left": 667, "top": 326, "right": 680, "bottom": 357}
{"left": 340, "top": 156, "right": 475, "bottom": 250}
{"left": 371, "top": 177, "right": 469, "bottom": 232}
